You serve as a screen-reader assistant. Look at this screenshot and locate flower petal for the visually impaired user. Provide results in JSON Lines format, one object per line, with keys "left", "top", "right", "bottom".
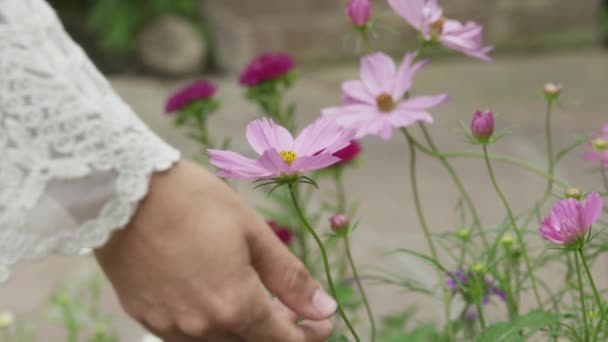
{"left": 388, "top": 109, "right": 433, "bottom": 128}
{"left": 322, "top": 104, "right": 378, "bottom": 127}
{"left": 246, "top": 118, "right": 294, "bottom": 155}
{"left": 291, "top": 154, "right": 341, "bottom": 172}
{"left": 294, "top": 117, "right": 353, "bottom": 156}
{"left": 392, "top": 53, "right": 429, "bottom": 100}
{"left": 258, "top": 149, "right": 291, "bottom": 176}
{"left": 360, "top": 52, "right": 396, "bottom": 95}
{"left": 398, "top": 94, "right": 450, "bottom": 111}
{"left": 582, "top": 192, "right": 603, "bottom": 229}
{"left": 208, "top": 149, "right": 271, "bottom": 179}
{"left": 387, "top": 0, "right": 426, "bottom": 31}
{"left": 342, "top": 80, "right": 375, "bottom": 105}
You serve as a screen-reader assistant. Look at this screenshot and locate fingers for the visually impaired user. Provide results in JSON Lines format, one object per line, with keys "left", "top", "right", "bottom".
{"left": 246, "top": 220, "right": 337, "bottom": 320}
{"left": 239, "top": 301, "right": 334, "bottom": 342}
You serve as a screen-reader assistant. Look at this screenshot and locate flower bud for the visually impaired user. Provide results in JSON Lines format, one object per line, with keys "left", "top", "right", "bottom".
{"left": 471, "top": 263, "right": 487, "bottom": 275}
{"left": 456, "top": 228, "right": 471, "bottom": 241}
{"left": 470, "top": 110, "right": 494, "bottom": 143}
{"left": 267, "top": 220, "right": 293, "bottom": 245}
{"left": 564, "top": 187, "right": 583, "bottom": 200}
{"left": 543, "top": 82, "right": 562, "bottom": 101}
{"left": 346, "top": 0, "right": 371, "bottom": 27}
{"left": 592, "top": 137, "right": 608, "bottom": 151}
{"left": 500, "top": 233, "right": 514, "bottom": 247}
{"left": 330, "top": 213, "right": 350, "bottom": 232}
{"left": 0, "top": 312, "right": 14, "bottom": 328}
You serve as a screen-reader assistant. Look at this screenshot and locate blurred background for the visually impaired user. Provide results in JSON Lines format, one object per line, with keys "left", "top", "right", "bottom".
{"left": 1, "top": 0, "right": 608, "bottom": 340}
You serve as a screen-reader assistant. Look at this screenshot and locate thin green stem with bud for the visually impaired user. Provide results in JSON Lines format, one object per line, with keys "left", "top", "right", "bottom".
{"left": 578, "top": 248, "right": 608, "bottom": 331}
{"left": 333, "top": 170, "right": 376, "bottom": 342}
{"left": 544, "top": 100, "right": 555, "bottom": 197}
{"left": 287, "top": 184, "right": 360, "bottom": 342}
{"left": 405, "top": 133, "right": 454, "bottom": 340}
{"left": 416, "top": 124, "right": 489, "bottom": 249}
{"left": 575, "top": 251, "right": 591, "bottom": 342}
{"left": 482, "top": 145, "right": 544, "bottom": 310}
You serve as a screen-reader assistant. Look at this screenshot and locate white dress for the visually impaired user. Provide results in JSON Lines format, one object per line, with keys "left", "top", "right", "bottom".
{"left": 0, "top": 0, "right": 180, "bottom": 283}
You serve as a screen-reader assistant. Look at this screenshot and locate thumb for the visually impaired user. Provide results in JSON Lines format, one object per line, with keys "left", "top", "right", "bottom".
{"left": 246, "top": 220, "right": 337, "bottom": 320}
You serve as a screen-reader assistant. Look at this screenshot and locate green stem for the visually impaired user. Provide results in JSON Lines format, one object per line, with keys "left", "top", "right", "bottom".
{"left": 482, "top": 145, "right": 544, "bottom": 310}
{"left": 601, "top": 164, "right": 608, "bottom": 193}
{"left": 287, "top": 185, "right": 360, "bottom": 342}
{"left": 579, "top": 249, "right": 608, "bottom": 331}
{"left": 344, "top": 237, "right": 376, "bottom": 342}
{"left": 575, "top": 252, "right": 591, "bottom": 342}
{"left": 544, "top": 100, "right": 555, "bottom": 198}
{"left": 405, "top": 135, "right": 453, "bottom": 340}
{"left": 474, "top": 276, "right": 487, "bottom": 329}
{"left": 405, "top": 134, "right": 568, "bottom": 187}
{"left": 417, "top": 124, "right": 489, "bottom": 248}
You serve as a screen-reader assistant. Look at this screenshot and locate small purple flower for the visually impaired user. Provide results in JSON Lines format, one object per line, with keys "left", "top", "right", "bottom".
{"left": 239, "top": 52, "right": 295, "bottom": 87}
{"left": 470, "top": 110, "right": 494, "bottom": 142}
{"left": 445, "top": 271, "right": 468, "bottom": 290}
{"left": 346, "top": 0, "right": 371, "bottom": 27}
{"left": 446, "top": 271, "right": 506, "bottom": 304}
{"left": 165, "top": 80, "right": 217, "bottom": 113}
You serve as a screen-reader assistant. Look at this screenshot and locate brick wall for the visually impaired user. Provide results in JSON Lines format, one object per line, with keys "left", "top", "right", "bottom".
{"left": 202, "top": 0, "right": 600, "bottom": 71}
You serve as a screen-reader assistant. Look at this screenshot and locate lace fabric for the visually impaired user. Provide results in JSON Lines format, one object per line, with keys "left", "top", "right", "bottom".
{"left": 0, "top": 0, "right": 180, "bottom": 282}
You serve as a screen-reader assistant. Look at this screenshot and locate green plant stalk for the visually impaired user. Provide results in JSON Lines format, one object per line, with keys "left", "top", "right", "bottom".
{"left": 57, "top": 301, "right": 79, "bottom": 342}
{"left": 543, "top": 100, "right": 555, "bottom": 197}
{"left": 333, "top": 169, "right": 376, "bottom": 342}
{"left": 287, "top": 185, "right": 360, "bottom": 342}
{"left": 578, "top": 248, "right": 608, "bottom": 331}
{"left": 417, "top": 124, "right": 489, "bottom": 248}
{"left": 405, "top": 134, "right": 568, "bottom": 187}
{"left": 601, "top": 163, "right": 608, "bottom": 193}
{"left": 405, "top": 134, "right": 454, "bottom": 340}
{"left": 575, "top": 252, "right": 591, "bottom": 342}
{"left": 344, "top": 236, "right": 376, "bottom": 342}
{"left": 474, "top": 276, "right": 487, "bottom": 329}
{"left": 482, "top": 145, "right": 544, "bottom": 310}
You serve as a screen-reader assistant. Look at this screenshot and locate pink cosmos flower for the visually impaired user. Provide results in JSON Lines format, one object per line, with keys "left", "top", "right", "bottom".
{"left": 208, "top": 117, "right": 352, "bottom": 179}
{"left": 239, "top": 52, "right": 295, "bottom": 87}
{"left": 388, "top": 0, "right": 492, "bottom": 62}
{"left": 322, "top": 52, "right": 449, "bottom": 140}
{"left": 333, "top": 140, "right": 362, "bottom": 165}
{"left": 583, "top": 125, "right": 608, "bottom": 168}
{"left": 539, "top": 193, "right": 603, "bottom": 246}
{"left": 346, "top": 0, "right": 371, "bottom": 27}
{"left": 165, "top": 80, "right": 217, "bottom": 113}
{"left": 470, "top": 110, "right": 494, "bottom": 141}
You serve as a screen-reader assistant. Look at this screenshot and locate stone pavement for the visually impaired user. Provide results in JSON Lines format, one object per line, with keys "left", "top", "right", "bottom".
{"left": 1, "top": 48, "right": 608, "bottom": 340}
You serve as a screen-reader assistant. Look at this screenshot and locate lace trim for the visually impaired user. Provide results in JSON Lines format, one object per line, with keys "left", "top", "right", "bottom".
{"left": 0, "top": 0, "right": 180, "bottom": 282}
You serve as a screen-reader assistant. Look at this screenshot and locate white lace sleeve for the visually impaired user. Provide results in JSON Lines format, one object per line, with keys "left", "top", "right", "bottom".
{"left": 0, "top": 0, "right": 180, "bottom": 283}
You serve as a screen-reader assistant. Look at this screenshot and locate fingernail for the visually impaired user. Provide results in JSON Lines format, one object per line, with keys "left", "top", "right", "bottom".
{"left": 312, "top": 289, "right": 337, "bottom": 316}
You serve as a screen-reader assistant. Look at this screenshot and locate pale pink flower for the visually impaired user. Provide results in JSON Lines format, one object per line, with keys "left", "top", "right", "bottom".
{"left": 540, "top": 193, "right": 603, "bottom": 246}
{"left": 322, "top": 52, "right": 448, "bottom": 140}
{"left": 388, "top": 0, "right": 492, "bottom": 62}
{"left": 208, "top": 118, "right": 352, "bottom": 179}
{"left": 583, "top": 125, "right": 608, "bottom": 168}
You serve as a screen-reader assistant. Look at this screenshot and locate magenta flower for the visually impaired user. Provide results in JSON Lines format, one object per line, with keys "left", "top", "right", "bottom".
{"left": 346, "top": 0, "right": 371, "bottom": 27}
{"left": 333, "top": 140, "right": 362, "bottom": 165}
{"left": 165, "top": 80, "right": 217, "bottom": 113}
{"left": 267, "top": 220, "right": 293, "bottom": 245}
{"left": 208, "top": 117, "right": 352, "bottom": 179}
{"left": 330, "top": 214, "right": 350, "bottom": 232}
{"left": 540, "top": 193, "right": 603, "bottom": 247}
{"left": 239, "top": 52, "right": 295, "bottom": 87}
{"left": 583, "top": 125, "right": 608, "bottom": 168}
{"left": 388, "top": 0, "right": 492, "bottom": 62}
{"left": 470, "top": 110, "right": 494, "bottom": 142}
{"left": 322, "top": 52, "right": 449, "bottom": 140}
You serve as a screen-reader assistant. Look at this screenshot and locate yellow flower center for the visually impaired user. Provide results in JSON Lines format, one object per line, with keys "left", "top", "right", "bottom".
{"left": 279, "top": 150, "right": 297, "bottom": 166}
{"left": 429, "top": 16, "right": 447, "bottom": 38}
{"left": 376, "top": 93, "right": 396, "bottom": 112}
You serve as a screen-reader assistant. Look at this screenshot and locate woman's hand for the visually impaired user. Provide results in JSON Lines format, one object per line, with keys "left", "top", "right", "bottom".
{"left": 95, "top": 161, "right": 335, "bottom": 341}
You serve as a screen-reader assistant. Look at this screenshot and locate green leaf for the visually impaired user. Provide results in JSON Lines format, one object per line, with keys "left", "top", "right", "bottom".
{"left": 475, "top": 310, "right": 561, "bottom": 342}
